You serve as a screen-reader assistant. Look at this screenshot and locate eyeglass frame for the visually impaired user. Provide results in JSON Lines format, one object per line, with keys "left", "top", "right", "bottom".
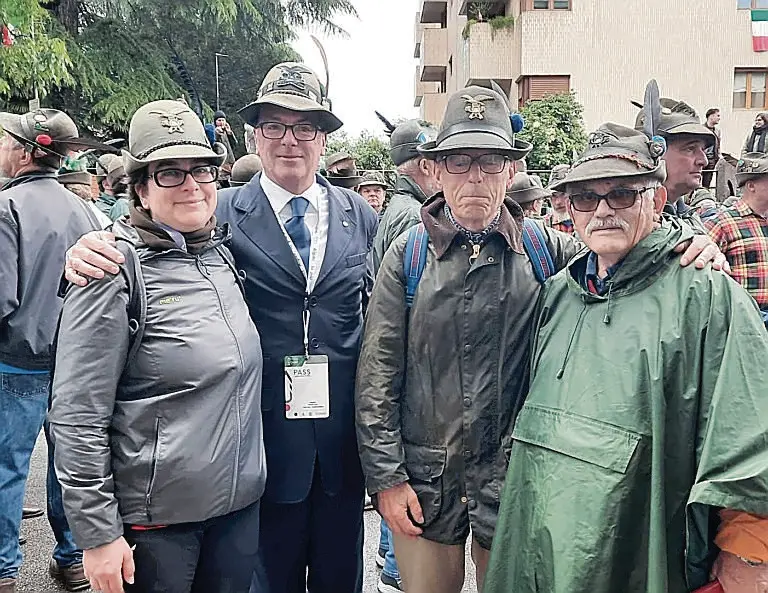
{"left": 567, "top": 186, "right": 656, "bottom": 213}
{"left": 437, "top": 153, "right": 510, "bottom": 175}
{"left": 150, "top": 164, "right": 220, "bottom": 188}
{"left": 256, "top": 121, "right": 321, "bottom": 142}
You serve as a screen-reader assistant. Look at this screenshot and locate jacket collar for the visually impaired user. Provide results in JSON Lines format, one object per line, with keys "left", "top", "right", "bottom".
{"left": 2, "top": 170, "right": 57, "bottom": 190}
{"left": 395, "top": 174, "right": 429, "bottom": 204}
{"left": 420, "top": 194, "right": 525, "bottom": 259}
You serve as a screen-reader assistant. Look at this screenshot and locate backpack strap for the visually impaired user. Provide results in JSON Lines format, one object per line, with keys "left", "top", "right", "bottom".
{"left": 521, "top": 218, "right": 555, "bottom": 284}
{"left": 115, "top": 240, "right": 146, "bottom": 374}
{"left": 403, "top": 223, "right": 430, "bottom": 309}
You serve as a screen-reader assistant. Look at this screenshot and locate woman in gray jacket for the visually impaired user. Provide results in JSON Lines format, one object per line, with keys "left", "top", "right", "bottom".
{"left": 49, "top": 100, "right": 266, "bottom": 593}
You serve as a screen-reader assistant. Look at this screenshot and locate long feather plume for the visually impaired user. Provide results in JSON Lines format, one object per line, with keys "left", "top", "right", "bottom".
{"left": 375, "top": 111, "right": 396, "bottom": 136}
{"left": 310, "top": 35, "right": 330, "bottom": 100}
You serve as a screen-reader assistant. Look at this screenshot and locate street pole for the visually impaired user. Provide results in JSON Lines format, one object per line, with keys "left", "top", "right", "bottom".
{"left": 215, "top": 52, "right": 228, "bottom": 112}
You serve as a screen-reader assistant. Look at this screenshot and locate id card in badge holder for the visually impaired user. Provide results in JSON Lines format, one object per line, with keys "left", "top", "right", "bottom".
{"left": 284, "top": 355, "right": 330, "bottom": 419}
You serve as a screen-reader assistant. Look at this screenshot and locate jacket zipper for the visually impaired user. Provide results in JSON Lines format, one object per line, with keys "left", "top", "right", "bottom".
{"left": 196, "top": 254, "right": 244, "bottom": 512}
{"left": 145, "top": 417, "right": 160, "bottom": 522}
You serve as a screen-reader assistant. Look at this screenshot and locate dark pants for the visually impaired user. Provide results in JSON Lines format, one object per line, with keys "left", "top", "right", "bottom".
{"left": 250, "top": 465, "right": 364, "bottom": 593}
{"left": 124, "top": 500, "right": 260, "bottom": 593}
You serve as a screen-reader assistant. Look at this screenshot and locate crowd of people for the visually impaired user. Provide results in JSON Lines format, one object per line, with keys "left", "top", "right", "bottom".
{"left": 1, "top": 58, "right": 768, "bottom": 593}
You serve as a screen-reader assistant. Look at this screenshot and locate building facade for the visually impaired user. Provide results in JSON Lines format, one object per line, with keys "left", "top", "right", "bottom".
{"left": 414, "top": 0, "right": 768, "bottom": 156}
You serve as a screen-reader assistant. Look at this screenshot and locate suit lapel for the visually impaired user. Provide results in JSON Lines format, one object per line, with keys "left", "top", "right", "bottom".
{"left": 315, "top": 181, "right": 354, "bottom": 290}
{"left": 233, "top": 175, "right": 305, "bottom": 286}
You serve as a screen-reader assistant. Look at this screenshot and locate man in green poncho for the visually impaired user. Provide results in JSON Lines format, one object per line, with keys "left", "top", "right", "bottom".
{"left": 484, "top": 123, "right": 768, "bottom": 593}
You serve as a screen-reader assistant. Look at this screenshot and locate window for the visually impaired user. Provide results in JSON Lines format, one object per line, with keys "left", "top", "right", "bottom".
{"left": 734, "top": 69, "right": 768, "bottom": 109}
{"left": 738, "top": 0, "right": 768, "bottom": 8}
{"left": 529, "top": 0, "right": 571, "bottom": 9}
{"left": 518, "top": 75, "right": 570, "bottom": 107}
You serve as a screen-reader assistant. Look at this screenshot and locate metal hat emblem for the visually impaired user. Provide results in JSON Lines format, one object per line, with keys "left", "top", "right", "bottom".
{"left": 150, "top": 109, "right": 187, "bottom": 134}
{"left": 587, "top": 131, "right": 616, "bottom": 148}
{"left": 462, "top": 94, "right": 494, "bottom": 120}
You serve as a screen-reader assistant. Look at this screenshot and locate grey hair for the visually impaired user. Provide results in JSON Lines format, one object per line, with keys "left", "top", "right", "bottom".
{"left": 396, "top": 157, "right": 423, "bottom": 177}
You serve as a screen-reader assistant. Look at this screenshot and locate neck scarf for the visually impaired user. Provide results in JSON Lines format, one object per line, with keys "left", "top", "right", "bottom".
{"left": 129, "top": 203, "right": 216, "bottom": 254}
{"left": 444, "top": 204, "right": 501, "bottom": 245}
{"left": 748, "top": 124, "right": 768, "bottom": 154}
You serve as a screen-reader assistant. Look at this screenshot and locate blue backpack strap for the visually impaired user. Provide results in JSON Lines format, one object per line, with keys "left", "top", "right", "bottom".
{"left": 403, "top": 223, "right": 430, "bottom": 309}
{"left": 521, "top": 218, "right": 555, "bottom": 284}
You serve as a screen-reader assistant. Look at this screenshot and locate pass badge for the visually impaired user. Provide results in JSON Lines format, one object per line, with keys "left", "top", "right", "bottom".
{"left": 284, "top": 354, "right": 330, "bottom": 419}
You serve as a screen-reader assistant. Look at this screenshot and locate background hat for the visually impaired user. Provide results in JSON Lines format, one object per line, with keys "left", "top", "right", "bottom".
{"left": 389, "top": 119, "right": 437, "bottom": 166}
{"left": 418, "top": 85, "right": 532, "bottom": 160}
{"left": 325, "top": 151, "right": 354, "bottom": 170}
{"left": 0, "top": 109, "right": 116, "bottom": 158}
{"left": 357, "top": 171, "right": 387, "bottom": 189}
{"left": 508, "top": 172, "right": 551, "bottom": 205}
{"left": 230, "top": 154, "right": 263, "bottom": 187}
{"left": 326, "top": 164, "right": 363, "bottom": 188}
{"left": 106, "top": 158, "right": 126, "bottom": 187}
{"left": 238, "top": 62, "right": 343, "bottom": 133}
{"left": 95, "top": 153, "right": 118, "bottom": 179}
{"left": 547, "top": 164, "right": 571, "bottom": 190}
{"left": 550, "top": 123, "right": 667, "bottom": 191}
{"left": 122, "top": 99, "right": 226, "bottom": 175}
{"left": 58, "top": 170, "right": 93, "bottom": 186}
{"left": 213, "top": 110, "right": 226, "bottom": 121}
{"left": 736, "top": 152, "right": 768, "bottom": 187}
{"left": 633, "top": 97, "right": 715, "bottom": 146}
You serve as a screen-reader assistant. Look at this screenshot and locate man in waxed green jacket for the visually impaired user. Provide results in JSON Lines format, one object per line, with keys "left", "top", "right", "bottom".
{"left": 484, "top": 124, "right": 768, "bottom": 593}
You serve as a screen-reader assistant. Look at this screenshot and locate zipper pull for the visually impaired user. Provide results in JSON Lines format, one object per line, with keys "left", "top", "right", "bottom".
{"left": 469, "top": 243, "right": 480, "bottom": 263}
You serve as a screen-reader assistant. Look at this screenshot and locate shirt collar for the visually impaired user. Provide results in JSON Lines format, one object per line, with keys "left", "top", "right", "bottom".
{"left": 583, "top": 251, "right": 623, "bottom": 295}
{"left": 734, "top": 198, "right": 766, "bottom": 220}
{"left": 155, "top": 221, "right": 187, "bottom": 251}
{"left": 260, "top": 172, "right": 323, "bottom": 213}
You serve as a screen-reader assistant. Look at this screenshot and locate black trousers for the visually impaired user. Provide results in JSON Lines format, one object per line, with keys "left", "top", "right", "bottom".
{"left": 124, "top": 500, "right": 260, "bottom": 593}
{"left": 250, "top": 465, "right": 364, "bottom": 593}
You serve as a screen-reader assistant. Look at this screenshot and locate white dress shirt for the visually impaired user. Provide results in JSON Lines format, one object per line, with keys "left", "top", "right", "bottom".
{"left": 260, "top": 173, "right": 329, "bottom": 292}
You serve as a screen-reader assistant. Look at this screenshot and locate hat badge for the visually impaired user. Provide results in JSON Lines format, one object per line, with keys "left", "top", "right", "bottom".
{"left": 587, "top": 131, "right": 615, "bottom": 148}
{"left": 275, "top": 65, "right": 309, "bottom": 93}
{"left": 462, "top": 94, "right": 494, "bottom": 120}
{"left": 150, "top": 109, "right": 186, "bottom": 134}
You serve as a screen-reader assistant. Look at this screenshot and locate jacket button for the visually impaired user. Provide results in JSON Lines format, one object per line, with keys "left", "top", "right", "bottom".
{"left": 463, "top": 450, "right": 471, "bottom": 458}
{"left": 310, "top": 338, "right": 320, "bottom": 348}
{"left": 461, "top": 244, "right": 467, "bottom": 250}
{"left": 464, "top": 290, "right": 472, "bottom": 299}
{"left": 488, "top": 256, "right": 495, "bottom": 263}
{"left": 461, "top": 496, "right": 468, "bottom": 504}
{"left": 463, "top": 397, "right": 472, "bottom": 408}
{"left": 464, "top": 344, "right": 471, "bottom": 353}
{"left": 423, "top": 464, "right": 431, "bottom": 474}
{"left": 468, "top": 499, "right": 477, "bottom": 510}
{"left": 309, "top": 296, "right": 318, "bottom": 307}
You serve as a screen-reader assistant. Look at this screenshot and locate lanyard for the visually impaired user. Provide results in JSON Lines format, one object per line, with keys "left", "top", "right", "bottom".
{"left": 274, "top": 206, "right": 322, "bottom": 293}
{"left": 302, "top": 306, "right": 311, "bottom": 356}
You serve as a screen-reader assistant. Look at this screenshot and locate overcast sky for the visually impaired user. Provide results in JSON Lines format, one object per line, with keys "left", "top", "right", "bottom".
{"left": 291, "top": 0, "right": 420, "bottom": 139}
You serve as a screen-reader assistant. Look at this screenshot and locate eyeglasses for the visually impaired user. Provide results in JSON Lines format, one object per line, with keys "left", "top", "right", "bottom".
{"left": 152, "top": 165, "right": 219, "bottom": 188}
{"left": 439, "top": 153, "right": 509, "bottom": 175}
{"left": 568, "top": 187, "right": 654, "bottom": 212}
{"left": 257, "top": 122, "right": 320, "bottom": 141}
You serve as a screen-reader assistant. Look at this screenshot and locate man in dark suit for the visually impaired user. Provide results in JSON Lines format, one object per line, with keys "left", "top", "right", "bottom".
{"left": 63, "top": 62, "right": 378, "bottom": 593}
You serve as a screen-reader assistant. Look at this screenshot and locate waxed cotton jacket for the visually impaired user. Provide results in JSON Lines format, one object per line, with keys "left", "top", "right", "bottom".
{"left": 49, "top": 221, "right": 266, "bottom": 550}
{"left": 372, "top": 174, "right": 430, "bottom": 272}
{"left": 356, "top": 195, "right": 582, "bottom": 549}
{"left": 484, "top": 219, "right": 768, "bottom": 593}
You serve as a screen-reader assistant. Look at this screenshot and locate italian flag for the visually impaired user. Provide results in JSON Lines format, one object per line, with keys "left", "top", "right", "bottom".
{"left": 754, "top": 10, "right": 768, "bottom": 52}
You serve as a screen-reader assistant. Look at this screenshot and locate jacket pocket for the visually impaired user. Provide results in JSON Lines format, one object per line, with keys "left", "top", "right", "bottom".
{"left": 345, "top": 253, "right": 367, "bottom": 267}
{"left": 403, "top": 442, "right": 447, "bottom": 528}
{"left": 144, "top": 417, "right": 161, "bottom": 520}
{"left": 1, "top": 373, "right": 48, "bottom": 398}
{"left": 511, "top": 404, "right": 640, "bottom": 474}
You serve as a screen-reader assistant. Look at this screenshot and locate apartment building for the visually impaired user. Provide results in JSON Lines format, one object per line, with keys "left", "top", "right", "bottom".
{"left": 414, "top": 0, "right": 768, "bottom": 156}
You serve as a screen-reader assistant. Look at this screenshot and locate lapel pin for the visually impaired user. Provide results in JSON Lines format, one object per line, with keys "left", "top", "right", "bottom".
{"left": 342, "top": 220, "right": 349, "bottom": 227}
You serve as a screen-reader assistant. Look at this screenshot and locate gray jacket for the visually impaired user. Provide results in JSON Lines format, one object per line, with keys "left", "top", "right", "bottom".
{"left": 372, "top": 175, "right": 429, "bottom": 272}
{"left": 0, "top": 174, "right": 101, "bottom": 370}
{"left": 49, "top": 221, "right": 266, "bottom": 550}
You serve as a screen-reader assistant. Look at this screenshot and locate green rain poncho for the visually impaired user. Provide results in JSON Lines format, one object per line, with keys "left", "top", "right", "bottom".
{"left": 484, "top": 220, "right": 768, "bottom": 593}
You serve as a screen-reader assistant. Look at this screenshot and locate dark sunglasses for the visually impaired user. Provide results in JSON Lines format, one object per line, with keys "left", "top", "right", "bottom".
{"left": 568, "top": 187, "right": 654, "bottom": 212}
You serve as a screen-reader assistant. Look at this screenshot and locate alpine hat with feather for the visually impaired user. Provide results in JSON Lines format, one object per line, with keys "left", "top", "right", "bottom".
{"left": 418, "top": 84, "right": 531, "bottom": 160}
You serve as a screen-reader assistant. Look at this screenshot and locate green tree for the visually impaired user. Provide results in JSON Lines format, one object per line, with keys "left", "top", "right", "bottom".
{"left": 327, "top": 130, "right": 394, "bottom": 171}
{"left": 0, "top": 0, "right": 72, "bottom": 106}
{"left": 518, "top": 91, "right": 587, "bottom": 176}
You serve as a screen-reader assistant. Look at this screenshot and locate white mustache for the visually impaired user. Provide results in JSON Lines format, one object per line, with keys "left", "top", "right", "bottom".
{"left": 586, "top": 216, "right": 630, "bottom": 235}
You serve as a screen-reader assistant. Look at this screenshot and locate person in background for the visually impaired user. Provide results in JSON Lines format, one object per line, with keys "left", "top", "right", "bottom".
{"left": 50, "top": 99, "right": 266, "bottom": 593}
{"left": 325, "top": 152, "right": 363, "bottom": 190}
{"left": 94, "top": 154, "right": 120, "bottom": 217}
{"left": 0, "top": 108, "right": 110, "bottom": 593}
{"left": 544, "top": 164, "right": 575, "bottom": 234}
{"left": 58, "top": 169, "right": 111, "bottom": 228}
{"left": 214, "top": 110, "right": 238, "bottom": 185}
{"left": 229, "top": 154, "right": 263, "bottom": 187}
{"left": 705, "top": 152, "right": 768, "bottom": 329}
{"left": 702, "top": 108, "right": 722, "bottom": 189}
{"left": 105, "top": 159, "right": 131, "bottom": 221}
{"left": 743, "top": 112, "right": 768, "bottom": 156}
{"left": 508, "top": 172, "right": 550, "bottom": 219}
{"left": 357, "top": 171, "right": 387, "bottom": 215}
